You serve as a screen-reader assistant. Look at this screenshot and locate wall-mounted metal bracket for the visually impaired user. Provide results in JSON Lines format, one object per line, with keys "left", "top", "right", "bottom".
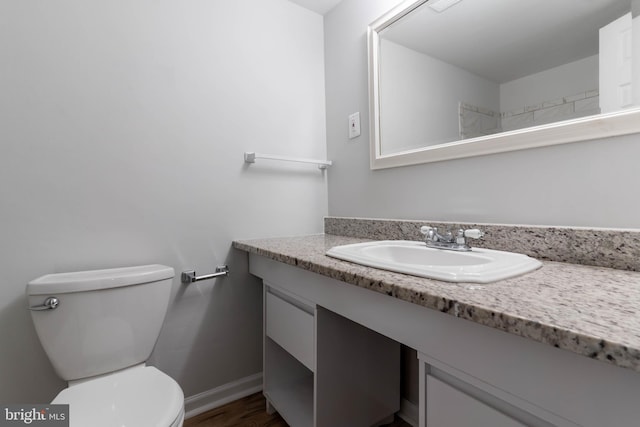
{"left": 181, "top": 265, "right": 229, "bottom": 284}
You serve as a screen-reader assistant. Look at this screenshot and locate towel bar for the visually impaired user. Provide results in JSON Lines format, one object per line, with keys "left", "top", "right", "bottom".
{"left": 244, "top": 152, "right": 332, "bottom": 169}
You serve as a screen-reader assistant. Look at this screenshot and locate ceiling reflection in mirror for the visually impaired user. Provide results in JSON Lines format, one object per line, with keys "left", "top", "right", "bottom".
{"left": 375, "top": 0, "right": 636, "bottom": 157}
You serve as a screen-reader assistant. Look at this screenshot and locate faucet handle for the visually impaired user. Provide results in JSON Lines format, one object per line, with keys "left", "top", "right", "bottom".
{"left": 420, "top": 226, "right": 438, "bottom": 242}
{"left": 463, "top": 229, "right": 484, "bottom": 239}
{"left": 420, "top": 226, "right": 438, "bottom": 239}
{"left": 420, "top": 226, "right": 434, "bottom": 235}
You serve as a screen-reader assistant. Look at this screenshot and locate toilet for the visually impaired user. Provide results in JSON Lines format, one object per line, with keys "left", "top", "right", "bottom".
{"left": 27, "top": 264, "right": 185, "bottom": 427}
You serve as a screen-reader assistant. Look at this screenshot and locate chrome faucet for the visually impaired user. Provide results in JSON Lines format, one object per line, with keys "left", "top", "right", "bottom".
{"left": 420, "top": 226, "right": 484, "bottom": 252}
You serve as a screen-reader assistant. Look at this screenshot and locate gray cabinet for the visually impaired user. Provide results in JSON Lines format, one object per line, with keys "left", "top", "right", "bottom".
{"left": 250, "top": 254, "right": 640, "bottom": 427}
{"left": 263, "top": 282, "right": 400, "bottom": 427}
{"left": 417, "top": 352, "right": 575, "bottom": 427}
{"left": 426, "top": 375, "right": 526, "bottom": 427}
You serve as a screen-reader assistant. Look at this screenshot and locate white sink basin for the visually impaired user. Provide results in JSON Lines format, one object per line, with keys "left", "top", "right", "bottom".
{"left": 326, "top": 240, "right": 541, "bottom": 283}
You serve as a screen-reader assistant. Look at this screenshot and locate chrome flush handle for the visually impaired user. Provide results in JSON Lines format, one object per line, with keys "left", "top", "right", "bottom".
{"left": 29, "top": 296, "right": 59, "bottom": 311}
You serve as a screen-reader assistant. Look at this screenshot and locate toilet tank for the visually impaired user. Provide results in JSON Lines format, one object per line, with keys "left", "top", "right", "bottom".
{"left": 27, "top": 265, "right": 175, "bottom": 381}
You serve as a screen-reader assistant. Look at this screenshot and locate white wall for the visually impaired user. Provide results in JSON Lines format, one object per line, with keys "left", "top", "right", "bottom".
{"left": 0, "top": 0, "right": 327, "bottom": 403}
{"left": 500, "top": 55, "right": 599, "bottom": 112}
{"left": 325, "top": 0, "right": 640, "bottom": 229}
{"left": 380, "top": 39, "right": 499, "bottom": 153}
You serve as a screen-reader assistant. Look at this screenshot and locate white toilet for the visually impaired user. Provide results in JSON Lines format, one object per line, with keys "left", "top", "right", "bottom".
{"left": 27, "top": 264, "right": 185, "bottom": 427}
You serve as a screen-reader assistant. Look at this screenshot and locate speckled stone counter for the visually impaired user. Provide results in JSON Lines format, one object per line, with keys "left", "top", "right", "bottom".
{"left": 325, "top": 216, "right": 640, "bottom": 271}
{"left": 233, "top": 233, "right": 640, "bottom": 373}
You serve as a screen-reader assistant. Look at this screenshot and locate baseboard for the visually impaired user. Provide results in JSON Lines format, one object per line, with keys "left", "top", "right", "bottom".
{"left": 184, "top": 374, "right": 417, "bottom": 425}
{"left": 184, "top": 372, "right": 263, "bottom": 419}
{"left": 398, "top": 398, "right": 419, "bottom": 427}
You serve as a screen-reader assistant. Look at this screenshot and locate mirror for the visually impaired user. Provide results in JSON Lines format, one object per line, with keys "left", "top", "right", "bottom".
{"left": 368, "top": 0, "right": 640, "bottom": 169}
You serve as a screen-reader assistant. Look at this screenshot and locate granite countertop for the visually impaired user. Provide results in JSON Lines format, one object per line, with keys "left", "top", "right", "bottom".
{"left": 233, "top": 234, "right": 640, "bottom": 373}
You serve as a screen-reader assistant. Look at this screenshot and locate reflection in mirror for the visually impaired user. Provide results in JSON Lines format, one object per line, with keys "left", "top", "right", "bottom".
{"left": 368, "top": 0, "right": 640, "bottom": 168}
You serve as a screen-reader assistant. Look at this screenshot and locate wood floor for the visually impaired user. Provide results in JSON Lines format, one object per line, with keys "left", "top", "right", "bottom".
{"left": 184, "top": 393, "right": 287, "bottom": 427}
{"left": 184, "top": 392, "right": 411, "bottom": 427}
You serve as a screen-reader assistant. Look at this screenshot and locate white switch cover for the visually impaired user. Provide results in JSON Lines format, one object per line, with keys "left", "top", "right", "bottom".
{"left": 348, "top": 112, "right": 361, "bottom": 139}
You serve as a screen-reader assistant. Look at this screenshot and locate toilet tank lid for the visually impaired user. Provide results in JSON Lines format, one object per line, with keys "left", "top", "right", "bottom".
{"left": 27, "top": 264, "right": 175, "bottom": 295}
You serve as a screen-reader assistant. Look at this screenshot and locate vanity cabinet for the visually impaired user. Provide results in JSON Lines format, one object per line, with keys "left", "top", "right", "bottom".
{"left": 249, "top": 254, "right": 640, "bottom": 427}
{"left": 265, "top": 288, "right": 315, "bottom": 371}
{"left": 418, "top": 353, "right": 555, "bottom": 427}
{"left": 425, "top": 375, "right": 525, "bottom": 427}
{"left": 263, "top": 282, "right": 400, "bottom": 427}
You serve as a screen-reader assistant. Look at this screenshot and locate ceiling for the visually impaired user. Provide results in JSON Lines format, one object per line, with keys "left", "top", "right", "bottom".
{"left": 288, "top": 0, "right": 343, "bottom": 15}
{"left": 382, "top": 0, "right": 630, "bottom": 83}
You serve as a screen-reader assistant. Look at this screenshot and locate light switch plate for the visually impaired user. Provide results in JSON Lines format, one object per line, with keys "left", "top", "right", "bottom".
{"left": 348, "top": 112, "right": 361, "bottom": 139}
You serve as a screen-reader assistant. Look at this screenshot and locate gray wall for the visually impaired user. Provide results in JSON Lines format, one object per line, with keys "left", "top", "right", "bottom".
{"left": 325, "top": 0, "right": 640, "bottom": 229}
{"left": 0, "top": 0, "right": 327, "bottom": 402}
{"left": 500, "top": 55, "right": 598, "bottom": 112}
{"left": 381, "top": 39, "right": 499, "bottom": 152}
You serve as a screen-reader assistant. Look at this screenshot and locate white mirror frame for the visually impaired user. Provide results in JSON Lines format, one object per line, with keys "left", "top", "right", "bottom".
{"left": 368, "top": 0, "right": 640, "bottom": 170}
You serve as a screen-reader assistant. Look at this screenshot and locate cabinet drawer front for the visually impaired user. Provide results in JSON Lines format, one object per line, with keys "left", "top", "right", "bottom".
{"left": 266, "top": 291, "right": 315, "bottom": 371}
{"left": 427, "top": 375, "right": 526, "bottom": 427}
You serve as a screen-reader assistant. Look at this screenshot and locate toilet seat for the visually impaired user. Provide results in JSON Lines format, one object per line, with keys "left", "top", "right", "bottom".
{"left": 52, "top": 365, "right": 184, "bottom": 427}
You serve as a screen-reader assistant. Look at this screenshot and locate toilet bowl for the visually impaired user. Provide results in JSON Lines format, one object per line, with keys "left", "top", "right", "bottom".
{"left": 53, "top": 365, "right": 184, "bottom": 427}
{"left": 27, "top": 264, "right": 185, "bottom": 427}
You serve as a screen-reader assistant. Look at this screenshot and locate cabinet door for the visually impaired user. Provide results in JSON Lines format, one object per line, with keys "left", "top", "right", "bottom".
{"left": 427, "top": 375, "right": 526, "bottom": 427}
{"left": 265, "top": 290, "right": 315, "bottom": 371}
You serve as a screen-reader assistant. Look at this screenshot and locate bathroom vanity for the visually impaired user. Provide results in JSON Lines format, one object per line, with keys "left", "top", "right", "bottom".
{"left": 234, "top": 219, "right": 640, "bottom": 427}
{"left": 262, "top": 283, "right": 399, "bottom": 427}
